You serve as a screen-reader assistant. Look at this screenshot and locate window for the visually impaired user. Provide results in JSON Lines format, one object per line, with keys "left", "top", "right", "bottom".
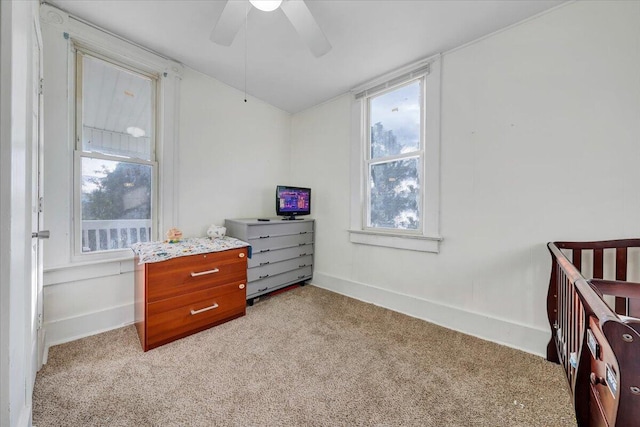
{"left": 74, "top": 50, "right": 157, "bottom": 255}
{"left": 350, "top": 56, "right": 442, "bottom": 252}
{"left": 367, "top": 79, "right": 423, "bottom": 231}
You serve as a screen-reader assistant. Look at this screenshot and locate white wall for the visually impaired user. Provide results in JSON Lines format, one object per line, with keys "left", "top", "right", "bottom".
{"left": 41, "top": 11, "right": 292, "bottom": 347}
{"left": 291, "top": 1, "right": 640, "bottom": 356}
{"left": 177, "top": 68, "right": 291, "bottom": 237}
{"left": 0, "top": 0, "right": 40, "bottom": 425}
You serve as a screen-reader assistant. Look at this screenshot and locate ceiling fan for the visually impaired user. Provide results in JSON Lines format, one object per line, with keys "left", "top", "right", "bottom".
{"left": 210, "top": 0, "right": 332, "bottom": 58}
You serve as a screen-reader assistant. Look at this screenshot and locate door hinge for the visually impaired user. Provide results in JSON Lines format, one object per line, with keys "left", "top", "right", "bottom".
{"left": 39, "top": 78, "right": 44, "bottom": 95}
{"left": 38, "top": 197, "right": 44, "bottom": 213}
{"left": 37, "top": 313, "right": 43, "bottom": 330}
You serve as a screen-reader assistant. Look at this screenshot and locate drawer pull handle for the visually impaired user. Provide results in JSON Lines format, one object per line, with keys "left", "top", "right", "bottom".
{"left": 260, "top": 262, "right": 270, "bottom": 266}
{"left": 298, "top": 243, "right": 306, "bottom": 246}
{"left": 259, "top": 235, "right": 270, "bottom": 239}
{"left": 260, "top": 249, "right": 270, "bottom": 253}
{"left": 299, "top": 264, "right": 306, "bottom": 268}
{"left": 259, "top": 274, "right": 270, "bottom": 279}
{"left": 299, "top": 231, "right": 307, "bottom": 234}
{"left": 190, "top": 268, "right": 220, "bottom": 277}
{"left": 239, "top": 283, "right": 245, "bottom": 290}
{"left": 298, "top": 275, "right": 306, "bottom": 279}
{"left": 239, "top": 253, "right": 245, "bottom": 258}
{"left": 190, "top": 303, "right": 219, "bottom": 315}
{"left": 258, "top": 287, "right": 268, "bottom": 292}
{"left": 299, "top": 253, "right": 307, "bottom": 257}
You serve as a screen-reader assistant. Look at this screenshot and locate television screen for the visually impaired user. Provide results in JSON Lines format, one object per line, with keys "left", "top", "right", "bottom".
{"left": 276, "top": 185, "right": 311, "bottom": 220}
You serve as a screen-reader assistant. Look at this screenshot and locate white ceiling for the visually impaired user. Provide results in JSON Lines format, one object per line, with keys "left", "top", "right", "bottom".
{"left": 49, "top": 0, "right": 566, "bottom": 113}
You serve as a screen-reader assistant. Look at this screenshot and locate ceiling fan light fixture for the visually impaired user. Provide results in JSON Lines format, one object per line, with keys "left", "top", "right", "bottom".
{"left": 249, "top": 0, "right": 282, "bottom": 12}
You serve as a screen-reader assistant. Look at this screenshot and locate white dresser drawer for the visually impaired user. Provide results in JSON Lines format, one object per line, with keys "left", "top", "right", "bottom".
{"left": 248, "top": 255, "right": 313, "bottom": 282}
{"left": 250, "top": 232, "right": 313, "bottom": 252}
{"left": 247, "top": 266, "right": 313, "bottom": 297}
{"left": 246, "top": 221, "right": 313, "bottom": 239}
{"left": 248, "top": 244, "right": 313, "bottom": 268}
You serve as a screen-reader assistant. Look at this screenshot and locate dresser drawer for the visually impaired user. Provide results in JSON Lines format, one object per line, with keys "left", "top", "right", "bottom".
{"left": 246, "top": 221, "right": 313, "bottom": 239}
{"left": 248, "top": 244, "right": 313, "bottom": 268}
{"left": 247, "top": 266, "right": 312, "bottom": 297}
{"left": 248, "top": 255, "right": 313, "bottom": 282}
{"left": 148, "top": 281, "right": 246, "bottom": 315}
{"left": 250, "top": 232, "right": 313, "bottom": 252}
{"left": 146, "top": 248, "right": 247, "bottom": 302}
{"left": 146, "top": 280, "right": 246, "bottom": 348}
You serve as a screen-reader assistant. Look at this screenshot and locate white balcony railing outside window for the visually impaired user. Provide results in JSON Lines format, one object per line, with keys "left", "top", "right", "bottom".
{"left": 82, "top": 219, "right": 152, "bottom": 252}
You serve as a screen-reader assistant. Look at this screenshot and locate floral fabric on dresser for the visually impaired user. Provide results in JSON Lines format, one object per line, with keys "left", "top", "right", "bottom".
{"left": 131, "top": 236, "right": 251, "bottom": 264}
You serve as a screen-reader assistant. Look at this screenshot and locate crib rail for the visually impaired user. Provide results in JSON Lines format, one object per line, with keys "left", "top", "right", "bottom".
{"left": 547, "top": 240, "right": 640, "bottom": 427}
{"left": 553, "top": 239, "right": 640, "bottom": 316}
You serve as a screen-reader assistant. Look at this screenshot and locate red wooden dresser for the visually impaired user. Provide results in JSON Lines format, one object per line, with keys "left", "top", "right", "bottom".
{"left": 134, "top": 247, "right": 247, "bottom": 351}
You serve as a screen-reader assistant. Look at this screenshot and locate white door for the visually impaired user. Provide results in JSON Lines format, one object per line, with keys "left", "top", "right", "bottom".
{"left": 29, "top": 17, "right": 46, "bottom": 380}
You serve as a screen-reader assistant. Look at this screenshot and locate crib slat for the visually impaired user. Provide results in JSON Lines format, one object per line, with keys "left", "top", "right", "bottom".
{"left": 572, "top": 287, "right": 580, "bottom": 373}
{"left": 572, "top": 249, "right": 582, "bottom": 271}
{"left": 615, "top": 248, "right": 628, "bottom": 314}
{"left": 593, "top": 249, "right": 603, "bottom": 279}
{"left": 559, "top": 268, "right": 567, "bottom": 366}
{"left": 616, "top": 248, "right": 627, "bottom": 280}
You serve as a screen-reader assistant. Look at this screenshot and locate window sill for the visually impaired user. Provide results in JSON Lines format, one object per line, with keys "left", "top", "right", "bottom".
{"left": 44, "top": 254, "right": 135, "bottom": 286}
{"left": 348, "top": 229, "right": 442, "bottom": 253}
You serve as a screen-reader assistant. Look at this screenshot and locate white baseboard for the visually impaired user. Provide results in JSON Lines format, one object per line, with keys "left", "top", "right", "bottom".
{"left": 42, "top": 343, "right": 49, "bottom": 366}
{"left": 44, "top": 303, "right": 134, "bottom": 351}
{"left": 41, "top": 273, "right": 552, "bottom": 357}
{"left": 310, "top": 271, "right": 551, "bottom": 357}
{"left": 17, "top": 404, "right": 31, "bottom": 427}
{"left": 40, "top": 329, "right": 47, "bottom": 366}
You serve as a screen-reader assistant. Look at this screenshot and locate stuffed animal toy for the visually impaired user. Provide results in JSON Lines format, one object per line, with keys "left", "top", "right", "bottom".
{"left": 207, "top": 225, "right": 226, "bottom": 239}
{"left": 166, "top": 227, "right": 183, "bottom": 243}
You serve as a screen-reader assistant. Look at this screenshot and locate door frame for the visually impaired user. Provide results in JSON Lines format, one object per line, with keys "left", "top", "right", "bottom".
{"left": 1, "top": 1, "right": 43, "bottom": 425}
{"left": 31, "top": 11, "right": 45, "bottom": 373}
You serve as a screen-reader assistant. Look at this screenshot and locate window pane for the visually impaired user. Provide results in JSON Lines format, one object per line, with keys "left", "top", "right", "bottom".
{"left": 81, "top": 55, "right": 153, "bottom": 161}
{"left": 369, "top": 157, "right": 420, "bottom": 230}
{"left": 370, "top": 81, "right": 421, "bottom": 159}
{"left": 81, "top": 157, "right": 152, "bottom": 252}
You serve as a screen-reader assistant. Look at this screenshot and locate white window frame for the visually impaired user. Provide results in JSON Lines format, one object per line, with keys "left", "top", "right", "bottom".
{"left": 349, "top": 55, "right": 442, "bottom": 253}
{"left": 73, "top": 47, "right": 159, "bottom": 259}
{"left": 38, "top": 3, "right": 182, "bottom": 272}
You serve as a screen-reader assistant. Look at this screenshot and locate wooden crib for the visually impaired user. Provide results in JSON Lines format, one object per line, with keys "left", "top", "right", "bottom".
{"left": 547, "top": 239, "right": 640, "bottom": 426}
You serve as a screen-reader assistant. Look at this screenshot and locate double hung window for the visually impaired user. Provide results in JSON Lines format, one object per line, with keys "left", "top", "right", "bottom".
{"left": 74, "top": 49, "right": 157, "bottom": 255}
{"left": 350, "top": 57, "right": 441, "bottom": 252}
{"left": 366, "top": 79, "right": 423, "bottom": 231}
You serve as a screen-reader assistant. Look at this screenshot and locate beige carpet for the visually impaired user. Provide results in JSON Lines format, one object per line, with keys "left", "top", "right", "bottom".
{"left": 33, "top": 285, "right": 576, "bottom": 426}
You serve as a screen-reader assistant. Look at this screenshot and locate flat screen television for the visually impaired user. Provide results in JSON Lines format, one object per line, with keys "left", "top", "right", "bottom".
{"left": 276, "top": 185, "right": 311, "bottom": 220}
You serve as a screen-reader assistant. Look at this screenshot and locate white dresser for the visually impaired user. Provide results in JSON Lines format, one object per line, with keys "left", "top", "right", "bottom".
{"left": 224, "top": 218, "right": 314, "bottom": 304}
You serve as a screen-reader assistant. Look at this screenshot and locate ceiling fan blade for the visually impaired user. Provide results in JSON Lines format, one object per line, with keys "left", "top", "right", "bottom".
{"left": 280, "top": 0, "right": 332, "bottom": 58}
{"left": 210, "top": 0, "right": 249, "bottom": 46}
